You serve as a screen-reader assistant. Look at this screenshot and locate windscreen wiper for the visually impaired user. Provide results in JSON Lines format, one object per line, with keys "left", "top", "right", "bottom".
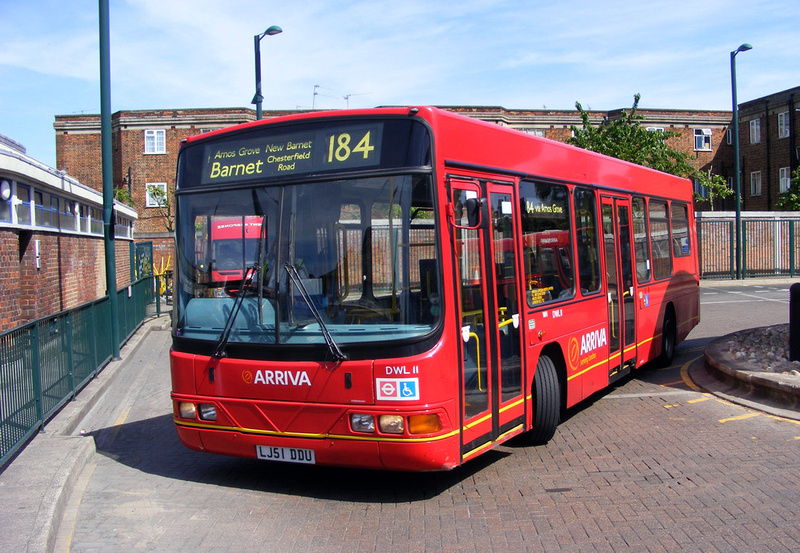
{"left": 211, "top": 264, "right": 259, "bottom": 359}
{"left": 284, "top": 263, "right": 348, "bottom": 363}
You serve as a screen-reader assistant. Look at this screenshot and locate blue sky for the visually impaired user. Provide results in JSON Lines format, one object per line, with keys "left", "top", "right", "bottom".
{"left": 1, "top": 0, "right": 798, "bottom": 168}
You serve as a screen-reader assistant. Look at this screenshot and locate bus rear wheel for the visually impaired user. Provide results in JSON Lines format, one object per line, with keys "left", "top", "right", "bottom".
{"left": 656, "top": 309, "right": 676, "bottom": 367}
{"left": 526, "top": 354, "right": 560, "bottom": 445}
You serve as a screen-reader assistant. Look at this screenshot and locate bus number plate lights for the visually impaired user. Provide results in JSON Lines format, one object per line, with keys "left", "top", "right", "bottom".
{"left": 256, "top": 445, "right": 316, "bottom": 464}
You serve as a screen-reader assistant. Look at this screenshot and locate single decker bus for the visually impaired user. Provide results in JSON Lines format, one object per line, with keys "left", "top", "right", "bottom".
{"left": 170, "top": 106, "right": 699, "bottom": 471}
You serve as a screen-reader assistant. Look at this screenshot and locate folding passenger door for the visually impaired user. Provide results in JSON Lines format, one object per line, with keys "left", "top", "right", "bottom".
{"left": 601, "top": 196, "right": 637, "bottom": 381}
{"left": 449, "top": 179, "right": 525, "bottom": 462}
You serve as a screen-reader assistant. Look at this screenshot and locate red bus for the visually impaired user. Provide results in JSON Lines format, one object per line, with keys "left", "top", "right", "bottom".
{"left": 171, "top": 107, "right": 699, "bottom": 471}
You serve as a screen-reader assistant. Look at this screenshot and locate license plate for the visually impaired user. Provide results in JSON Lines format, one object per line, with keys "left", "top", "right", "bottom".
{"left": 256, "top": 445, "right": 316, "bottom": 465}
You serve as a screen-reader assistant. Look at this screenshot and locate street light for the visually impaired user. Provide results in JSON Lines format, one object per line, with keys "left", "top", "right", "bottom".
{"left": 252, "top": 25, "right": 282, "bottom": 120}
{"left": 731, "top": 42, "right": 752, "bottom": 280}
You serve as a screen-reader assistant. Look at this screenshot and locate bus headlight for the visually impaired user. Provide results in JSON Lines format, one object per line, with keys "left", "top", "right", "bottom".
{"left": 178, "top": 402, "right": 196, "bottom": 419}
{"left": 350, "top": 413, "right": 375, "bottom": 433}
{"left": 198, "top": 403, "right": 217, "bottom": 421}
{"left": 379, "top": 415, "right": 404, "bottom": 434}
{"left": 408, "top": 414, "right": 441, "bottom": 434}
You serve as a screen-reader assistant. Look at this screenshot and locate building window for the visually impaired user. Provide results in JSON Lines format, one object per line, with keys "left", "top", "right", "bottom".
{"left": 114, "top": 213, "right": 133, "bottom": 239}
{"left": 750, "top": 171, "right": 762, "bottom": 196}
{"left": 646, "top": 126, "right": 665, "bottom": 132}
{"left": 144, "top": 129, "right": 166, "bottom": 154}
{"left": 726, "top": 127, "right": 733, "bottom": 145}
{"left": 60, "top": 199, "right": 77, "bottom": 231}
{"left": 693, "top": 178, "right": 708, "bottom": 199}
{"left": 90, "top": 207, "right": 103, "bottom": 234}
{"left": 694, "top": 129, "right": 712, "bottom": 151}
{"left": 146, "top": 182, "right": 168, "bottom": 207}
{"left": 780, "top": 167, "right": 792, "bottom": 193}
{"left": 778, "top": 112, "right": 790, "bottom": 139}
{"left": 0, "top": 179, "right": 11, "bottom": 223}
{"left": 523, "top": 128, "right": 546, "bottom": 137}
{"left": 749, "top": 119, "right": 761, "bottom": 144}
{"left": 16, "top": 184, "right": 31, "bottom": 225}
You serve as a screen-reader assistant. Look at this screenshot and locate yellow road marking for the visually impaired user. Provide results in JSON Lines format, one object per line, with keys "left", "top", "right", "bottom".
{"left": 719, "top": 413, "right": 760, "bottom": 423}
{"left": 679, "top": 356, "right": 703, "bottom": 392}
{"left": 688, "top": 396, "right": 710, "bottom": 404}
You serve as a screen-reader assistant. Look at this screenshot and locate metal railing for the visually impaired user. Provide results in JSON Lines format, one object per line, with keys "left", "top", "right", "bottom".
{"left": 698, "top": 217, "right": 800, "bottom": 280}
{"left": 0, "top": 275, "right": 166, "bottom": 468}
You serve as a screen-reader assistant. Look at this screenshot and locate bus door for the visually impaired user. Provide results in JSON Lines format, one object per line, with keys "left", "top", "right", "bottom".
{"left": 601, "top": 196, "right": 637, "bottom": 381}
{"left": 450, "top": 180, "right": 525, "bottom": 461}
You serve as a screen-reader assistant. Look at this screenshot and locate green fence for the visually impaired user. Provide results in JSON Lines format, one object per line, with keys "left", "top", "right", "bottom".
{"left": 0, "top": 275, "right": 164, "bottom": 468}
{"left": 698, "top": 217, "right": 800, "bottom": 279}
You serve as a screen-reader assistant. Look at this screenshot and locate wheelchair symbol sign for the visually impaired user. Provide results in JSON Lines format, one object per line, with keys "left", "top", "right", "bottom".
{"left": 376, "top": 378, "right": 419, "bottom": 401}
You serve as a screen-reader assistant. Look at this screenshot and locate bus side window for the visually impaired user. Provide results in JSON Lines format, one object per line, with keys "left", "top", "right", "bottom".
{"left": 671, "top": 203, "right": 691, "bottom": 258}
{"left": 574, "top": 188, "right": 602, "bottom": 295}
{"left": 649, "top": 200, "right": 673, "bottom": 279}
{"left": 632, "top": 197, "right": 651, "bottom": 283}
{"left": 520, "top": 181, "right": 574, "bottom": 306}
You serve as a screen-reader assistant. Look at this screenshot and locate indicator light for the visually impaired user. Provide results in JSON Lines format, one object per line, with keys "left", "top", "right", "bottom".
{"left": 408, "top": 414, "right": 441, "bottom": 434}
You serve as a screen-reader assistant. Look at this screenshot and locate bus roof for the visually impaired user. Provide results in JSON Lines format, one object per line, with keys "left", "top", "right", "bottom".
{"left": 182, "top": 106, "right": 692, "bottom": 201}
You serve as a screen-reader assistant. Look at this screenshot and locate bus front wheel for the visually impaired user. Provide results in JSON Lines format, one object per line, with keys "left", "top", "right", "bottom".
{"left": 526, "top": 354, "right": 560, "bottom": 445}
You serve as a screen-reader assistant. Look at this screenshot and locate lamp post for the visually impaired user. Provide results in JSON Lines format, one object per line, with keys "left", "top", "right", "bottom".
{"left": 252, "top": 25, "right": 282, "bottom": 120}
{"left": 731, "top": 43, "right": 752, "bottom": 280}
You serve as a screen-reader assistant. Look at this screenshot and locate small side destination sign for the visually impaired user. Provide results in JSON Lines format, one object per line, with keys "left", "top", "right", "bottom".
{"left": 200, "top": 123, "right": 383, "bottom": 184}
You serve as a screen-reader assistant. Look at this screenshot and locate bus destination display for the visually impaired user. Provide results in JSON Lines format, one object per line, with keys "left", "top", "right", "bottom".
{"left": 201, "top": 123, "right": 383, "bottom": 184}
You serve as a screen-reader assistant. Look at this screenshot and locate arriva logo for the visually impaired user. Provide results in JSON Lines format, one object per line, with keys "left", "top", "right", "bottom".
{"left": 580, "top": 328, "right": 608, "bottom": 355}
{"left": 242, "top": 370, "right": 312, "bottom": 386}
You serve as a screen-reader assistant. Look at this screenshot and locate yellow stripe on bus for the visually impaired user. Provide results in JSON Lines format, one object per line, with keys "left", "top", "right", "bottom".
{"left": 174, "top": 418, "right": 459, "bottom": 443}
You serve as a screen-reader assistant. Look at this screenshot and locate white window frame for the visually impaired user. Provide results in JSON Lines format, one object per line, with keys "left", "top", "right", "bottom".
{"left": 726, "top": 127, "right": 733, "bottom": 145}
{"left": 749, "top": 119, "right": 761, "bottom": 144}
{"left": 646, "top": 126, "right": 665, "bottom": 132}
{"left": 778, "top": 111, "right": 790, "bottom": 139}
{"left": 144, "top": 129, "right": 166, "bottom": 154}
{"left": 145, "top": 182, "right": 168, "bottom": 207}
{"left": 779, "top": 167, "right": 791, "bottom": 193}
{"left": 523, "top": 128, "right": 546, "bottom": 137}
{"left": 750, "top": 171, "right": 762, "bottom": 196}
{"left": 693, "top": 128, "right": 712, "bottom": 151}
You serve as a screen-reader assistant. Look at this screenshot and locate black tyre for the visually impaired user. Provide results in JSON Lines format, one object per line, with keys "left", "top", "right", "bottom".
{"left": 656, "top": 309, "right": 676, "bottom": 367}
{"left": 526, "top": 354, "right": 560, "bottom": 445}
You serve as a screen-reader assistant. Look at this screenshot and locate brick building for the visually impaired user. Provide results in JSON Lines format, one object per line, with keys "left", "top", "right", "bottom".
{"left": 737, "top": 86, "right": 800, "bottom": 210}
{"left": 0, "top": 136, "right": 137, "bottom": 332}
{"left": 53, "top": 104, "right": 736, "bottom": 270}
{"left": 54, "top": 108, "right": 282, "bottom": 270}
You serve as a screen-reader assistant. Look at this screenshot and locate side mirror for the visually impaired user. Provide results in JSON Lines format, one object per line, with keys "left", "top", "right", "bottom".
{"left": 465, "top": 198, "right": 482, "bottom": 228}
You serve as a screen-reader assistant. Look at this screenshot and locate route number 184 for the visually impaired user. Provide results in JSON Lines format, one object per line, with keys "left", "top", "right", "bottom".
{"left": 327, "top": 131, "right": 375, "bottom": 163}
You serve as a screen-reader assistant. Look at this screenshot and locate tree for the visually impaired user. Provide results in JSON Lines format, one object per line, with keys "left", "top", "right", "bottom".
{"left": 145, "top": 184, "right": 175, "bottom": 233}
{"left": 775, "top": 167, "right": 800, "bottom": 211}
{"left": 693, "top": 169, "right": 734, "bottom": 211}
{"left": 568, "top": 93, "right": 696, "bottom": 178}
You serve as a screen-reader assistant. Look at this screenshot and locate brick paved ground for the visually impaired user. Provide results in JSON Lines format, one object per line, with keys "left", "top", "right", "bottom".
{"left": 53, "top": 325, "right": 800, "bottom": 552}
